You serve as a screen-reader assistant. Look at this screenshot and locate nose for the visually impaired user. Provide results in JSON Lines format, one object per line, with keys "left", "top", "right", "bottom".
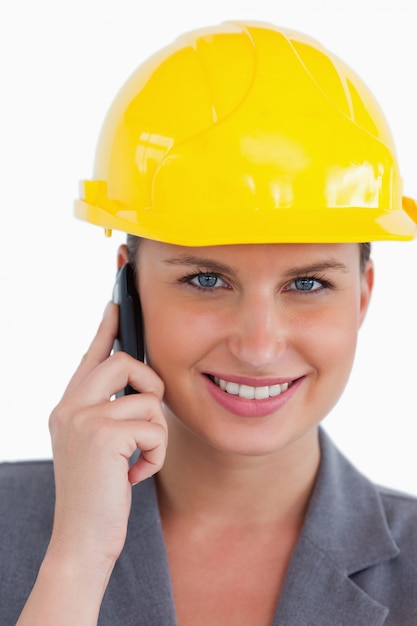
{"left": 227, "top": 293, "right": 287, "bottom": 370}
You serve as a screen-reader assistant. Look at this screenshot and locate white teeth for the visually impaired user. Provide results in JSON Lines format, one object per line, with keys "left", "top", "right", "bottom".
{"left": 254, "top": 386, "right": 269, "bottom": 400}
{"left": 239, "top": 384, "right": 255, "bottom": 399}
{"left": 269, "top": 384, "right": 282, "bottom": 397}
{"left": 213, "top": 377, "right": 291, "bottom": 399}
{"left": 225, "top": 381, "right": 239, "bottom": 395}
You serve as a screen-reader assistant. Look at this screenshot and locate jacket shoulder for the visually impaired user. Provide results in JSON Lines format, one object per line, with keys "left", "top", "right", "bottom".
{"left": 0, "top": 459, "right": 55, "bottom": 544}
{"left": 378, "top": 485, "right": 417, "bottom": 555}
{"left": 0, "top": 459, "right": 55, "bottom": 518}
{"left": 0, "top": 460, "right": 55, "bottom": 626}
{"left": 353, "top": 485, "right": 417, "bottom": 624}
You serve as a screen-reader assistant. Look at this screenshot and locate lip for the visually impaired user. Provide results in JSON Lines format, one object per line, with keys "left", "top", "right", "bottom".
{"left": 206, "top": 372, "right": 295, "bottom": 387}
{"left": 202, "top": 373, "right": 303, "bottom": 418}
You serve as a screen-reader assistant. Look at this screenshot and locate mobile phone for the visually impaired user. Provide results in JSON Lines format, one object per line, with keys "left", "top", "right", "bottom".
{"left": 112, "top": 263, "right": 145, "bottom": 395}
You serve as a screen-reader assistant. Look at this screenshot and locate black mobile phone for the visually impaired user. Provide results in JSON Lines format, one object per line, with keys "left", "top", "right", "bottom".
{"left": 112, "top": 263, "right": 145, "bottom": 395}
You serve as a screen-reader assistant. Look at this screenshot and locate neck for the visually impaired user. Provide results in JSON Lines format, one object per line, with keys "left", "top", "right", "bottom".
{"left": 156, "top": 415, "right": 321, "bottom": 530}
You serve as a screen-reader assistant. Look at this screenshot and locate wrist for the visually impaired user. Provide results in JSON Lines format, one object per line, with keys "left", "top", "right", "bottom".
{"left": 16, "top": 542, "right": 116, "bottom": 626}
{"left": 43, "top": 536, "right": 117, "bottom": 591}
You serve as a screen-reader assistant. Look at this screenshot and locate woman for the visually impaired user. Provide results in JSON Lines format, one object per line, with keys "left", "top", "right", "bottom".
{"left": 3, "top": 21, "right": 417, "bottom": 625}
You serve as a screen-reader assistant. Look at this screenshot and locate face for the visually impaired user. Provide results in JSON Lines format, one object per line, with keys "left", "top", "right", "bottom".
{"left": 131, "top": 242, "right": 373, "bottom": 458}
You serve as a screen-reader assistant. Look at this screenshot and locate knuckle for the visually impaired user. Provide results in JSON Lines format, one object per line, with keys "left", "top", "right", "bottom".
{"left": 142, "top": 373, "right": 165, "bottom": 399}
{"left": 110, "top": 350, "right": 131, "bottom": 368}
{"left": 156, "top": 421, "right": 169, "bottom": 444}
{"left": 49, "top": 401, "right": 97, "bottom": 439}
{"left": 143, "top": 390, "right": 161, "bottom": 407}
{"left": 85, "top": 416, "right": 114, "bottom": 446}
{"left": 48, "top": 402, "right": 70, "bottom": 433}
{"left": 137, "top": 391, "right": 165, "bottom": 417}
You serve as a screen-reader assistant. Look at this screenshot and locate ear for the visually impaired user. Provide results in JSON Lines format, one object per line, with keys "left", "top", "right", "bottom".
{"left": 117, "top": 244, "right": 129, "bottom": 269}
{"left": 358, "top": 259, "right": 374, "bottom": 327}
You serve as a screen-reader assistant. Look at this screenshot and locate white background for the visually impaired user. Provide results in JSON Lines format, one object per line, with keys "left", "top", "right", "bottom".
{"left": 1, "top": 0, "right": 416, "bottom": 494}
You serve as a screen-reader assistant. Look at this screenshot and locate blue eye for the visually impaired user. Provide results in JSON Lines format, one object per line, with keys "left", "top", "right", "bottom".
{"left": 187, "top": 273, "right": 227, "bottom": 290}
{"left": 196, "top": 274, "right": 218, "bottom": 288}
{"left": 285, "top": 276, "right": 331, "bottom": 293}
{"left": 294, "top": 278, "right": 320, "bottom": 291}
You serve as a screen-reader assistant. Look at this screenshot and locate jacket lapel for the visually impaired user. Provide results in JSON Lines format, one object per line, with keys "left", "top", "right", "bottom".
{"left": 98, "top": 429, "right": 400, "bottom": 625}
{"left": 272, "top": 429, "right": 399, "bottom": 625}
{"left": 272, "top": 536, "right": 389, "bottom": 625}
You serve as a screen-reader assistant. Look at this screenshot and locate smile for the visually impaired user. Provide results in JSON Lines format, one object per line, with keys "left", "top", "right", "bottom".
{"left": 212, "top": 376, "right": 290, "bottom": 400}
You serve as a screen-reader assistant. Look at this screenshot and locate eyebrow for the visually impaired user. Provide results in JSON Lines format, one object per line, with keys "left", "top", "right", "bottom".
{"left": 163, "top": 255, "right": 349, "bottom": 276}
{"left": 281, "top": 260, "right": 349, "bottom": 278}
{"left": 163, "top": 256, "right": 236, "bottom": 274}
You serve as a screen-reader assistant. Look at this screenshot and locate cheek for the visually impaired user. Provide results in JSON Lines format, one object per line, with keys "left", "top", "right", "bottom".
{"left": 142, "top": 296, "right": 222, "bottom": 376}
{"left": 298, "top": 298, "right": 361, "bottom": 381}
{"left": 289, "top": 300, "right": 362, "bottom": 424}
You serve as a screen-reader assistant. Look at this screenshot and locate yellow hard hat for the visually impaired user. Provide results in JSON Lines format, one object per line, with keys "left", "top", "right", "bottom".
{"left": 75, "top": 21, "right": 417, "bottom": 244}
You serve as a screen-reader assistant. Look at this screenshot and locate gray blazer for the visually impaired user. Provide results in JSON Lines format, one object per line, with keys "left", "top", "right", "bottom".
{"left": 1, "top": 430, "right": 416, "bottom": 625}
